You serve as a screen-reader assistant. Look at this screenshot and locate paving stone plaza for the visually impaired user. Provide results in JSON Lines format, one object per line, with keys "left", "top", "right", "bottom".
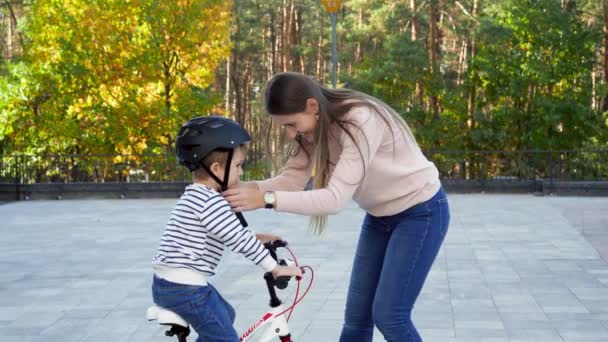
{"left": 1, "top": 194, "right": 607, "bottom": 341}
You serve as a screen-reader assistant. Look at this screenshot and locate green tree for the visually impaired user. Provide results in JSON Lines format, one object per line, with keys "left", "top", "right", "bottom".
{"left": 473, "top": 0, "right": 601, "bottom": 150}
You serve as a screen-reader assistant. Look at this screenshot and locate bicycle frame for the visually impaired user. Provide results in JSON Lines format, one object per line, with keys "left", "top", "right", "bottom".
{"left": 147, "top": 240, "right": 306, "bottom": 342}
{"left": 242, "top": 240, "right": 301, "bottom": 342}
{"left": 239, "top": 305, "right": 290, "bottom": 342}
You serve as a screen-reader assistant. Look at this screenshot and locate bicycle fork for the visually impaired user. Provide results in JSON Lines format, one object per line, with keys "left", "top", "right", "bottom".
{"left": 240, "top": 272, "right": 293, "bottom": 342}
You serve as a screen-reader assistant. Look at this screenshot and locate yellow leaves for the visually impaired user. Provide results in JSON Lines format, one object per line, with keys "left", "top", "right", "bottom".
{"left": 135, "top": 140, "right": 148, "bottom": 153}
{"left": 23, "top": 0, "right": 232, "bottom": 155}
{"left": 113, "top": 130, "right": 149, "bottom": 156}
{"left": 158, "top": 135, "right": 169, "bottom": 146}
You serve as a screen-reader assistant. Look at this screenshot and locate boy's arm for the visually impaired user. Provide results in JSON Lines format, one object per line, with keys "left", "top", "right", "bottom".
{"left": 201, "top": 196, "right": 277, "bottom": 272}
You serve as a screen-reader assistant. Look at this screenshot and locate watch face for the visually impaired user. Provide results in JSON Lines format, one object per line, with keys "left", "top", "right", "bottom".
{"left": 264, "top": 192, "right": 275, "bottom": 203}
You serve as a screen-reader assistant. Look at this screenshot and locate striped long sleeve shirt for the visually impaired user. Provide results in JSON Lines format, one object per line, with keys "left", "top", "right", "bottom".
{"left": 153, "top": 183, "right": 277, "bottom": 285}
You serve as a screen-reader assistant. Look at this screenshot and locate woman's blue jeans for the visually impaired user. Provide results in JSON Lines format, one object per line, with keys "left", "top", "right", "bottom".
{"left": 152, "top": 276, "right": 238, "bottom": 342}
{"left": 339, "top": 187, "right": 450, "bottom": 342}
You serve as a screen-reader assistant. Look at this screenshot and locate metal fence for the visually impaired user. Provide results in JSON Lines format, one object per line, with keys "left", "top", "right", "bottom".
{"left": 0, "top": 150, "right": 274, "bottom": 185}
{"left": 1, "top": 150, "right": 607, "bottom": 185}
{"left": 427, "top": 150, "right": 608, "bottom": 182}
{"left": 1, "top": 154, "right": 189, "bottom": 184}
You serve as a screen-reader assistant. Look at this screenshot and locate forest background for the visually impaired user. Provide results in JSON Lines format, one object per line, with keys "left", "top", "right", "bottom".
{"left": 1, "top": 0, "right": 607, "bottom": 182}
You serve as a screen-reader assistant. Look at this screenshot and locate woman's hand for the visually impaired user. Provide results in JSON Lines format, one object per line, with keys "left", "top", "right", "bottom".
{"left": 256, "top": 233, "right": 282, "bottom": 244}
{"left": 271, "top": 265, "right": 303, "bottom": 279}
{"left": 235, "top": 181, "right": 260, "bottom": 190}
{"left": 223, "top": 183, "right": 265, "bottom": 212}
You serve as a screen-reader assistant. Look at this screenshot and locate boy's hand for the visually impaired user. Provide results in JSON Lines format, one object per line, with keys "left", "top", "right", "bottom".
{"left": 256, "top": 233, "right": 282, "bottom": 244}
{"left": 271, "top": 265, "right": 303, "bottom": 279}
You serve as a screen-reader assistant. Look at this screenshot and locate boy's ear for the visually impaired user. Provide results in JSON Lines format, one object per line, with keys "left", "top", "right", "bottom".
{"left": 208, "top": 161, "right": 223, "bottom": 176}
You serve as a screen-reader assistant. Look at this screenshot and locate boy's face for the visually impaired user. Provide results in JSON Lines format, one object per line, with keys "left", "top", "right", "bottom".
{"left": 224, "top": 147, "right": 245, "bottom": 188}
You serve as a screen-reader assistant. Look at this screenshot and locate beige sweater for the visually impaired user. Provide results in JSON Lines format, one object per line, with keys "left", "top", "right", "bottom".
{"left": 256, "top": 105, "right": 441, "bottom": 217}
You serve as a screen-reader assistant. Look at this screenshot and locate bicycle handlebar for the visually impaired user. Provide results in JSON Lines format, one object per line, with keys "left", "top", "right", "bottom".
{"left": 264, "top": 240, "right": 287, "bottom": 250}
{"left": 263, "top": 240, "right": 293, "bottom": 290}
{"left": 261, "top": 240, "right": 314, "bottom": 315}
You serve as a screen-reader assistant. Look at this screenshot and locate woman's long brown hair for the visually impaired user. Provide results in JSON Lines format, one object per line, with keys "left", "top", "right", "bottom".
{"left": 264, "top": 72, "right": 418, "bottom": 234}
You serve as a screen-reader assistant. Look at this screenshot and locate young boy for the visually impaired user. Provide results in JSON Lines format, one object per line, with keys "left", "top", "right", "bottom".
{"left": 152, "top": 116, "right": 301, "bottom": 341}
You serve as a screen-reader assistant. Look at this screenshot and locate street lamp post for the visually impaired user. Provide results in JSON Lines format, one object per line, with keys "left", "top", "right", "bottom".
{"left": 320, "top": 0, "right": 342, "bottom": 88}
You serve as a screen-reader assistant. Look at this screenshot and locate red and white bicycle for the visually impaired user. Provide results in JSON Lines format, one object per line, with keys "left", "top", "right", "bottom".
{"left": 146, "top": 240, "right": 314, "bottom": 342}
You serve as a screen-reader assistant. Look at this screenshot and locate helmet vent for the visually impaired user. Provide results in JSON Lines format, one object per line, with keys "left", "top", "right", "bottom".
{"left": 182, "top": 128, "right": 198, "bottom": 137}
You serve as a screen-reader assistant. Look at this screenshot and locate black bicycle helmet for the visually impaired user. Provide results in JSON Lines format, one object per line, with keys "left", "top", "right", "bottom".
{"left": 176, "top": 115, "right": 250, "bottom": 173}
{"left": 176, "top": 115, "right": 251, "bottom": 227}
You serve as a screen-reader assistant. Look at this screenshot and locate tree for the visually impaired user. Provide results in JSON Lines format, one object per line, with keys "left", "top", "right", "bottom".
{"left": 474, "top": 0, "right": 601, "bottom": 150}
{"left": 2, "top": 0, "right": 231, "bottom": 157}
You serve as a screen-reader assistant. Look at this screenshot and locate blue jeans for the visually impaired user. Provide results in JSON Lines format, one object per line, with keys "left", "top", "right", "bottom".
{"left": 339, "top": 187, "right": 450, "bottom": 342}
{"left": 152, "top": 275, "right": 238, "bottom": 342}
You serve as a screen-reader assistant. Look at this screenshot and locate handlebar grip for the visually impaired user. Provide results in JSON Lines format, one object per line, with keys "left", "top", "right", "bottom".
{"left": 273, "top": 240, "right": 287, "bottom": 248}
{"left": 275, "top": 276, "right": 290, "bottom": 290}
{"left": 263, "top": 240, "right": 287, "bottom": 251}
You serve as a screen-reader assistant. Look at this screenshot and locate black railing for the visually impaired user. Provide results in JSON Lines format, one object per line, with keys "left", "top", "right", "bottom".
{"left": 1, "top": 154, "right": 189, "bottom": 184}
{"left": 1, "top": 150, "right": 607, "bottom": 200}
{"left": 427, "top": 150, "right": 608, "bottom": 181}
{"left": 2, "top": 150, "right": 607, "bottom": 185}
{"left": 0, "top": 151, "right": 273, "bottom": 184}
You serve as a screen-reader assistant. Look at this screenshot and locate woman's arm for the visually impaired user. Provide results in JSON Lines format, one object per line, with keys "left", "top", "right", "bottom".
{"left": 255, "top": 144, "right": 312, "bottom": 192}
{"left": 223, "top": 142, "right": 312, "bottom": 211}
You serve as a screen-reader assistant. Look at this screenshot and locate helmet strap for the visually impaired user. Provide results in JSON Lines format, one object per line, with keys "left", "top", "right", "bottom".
{"left": 198, "top": 149, "right": 233, "bottom": 190}
{"left": 221, "top": 149, "right": 234, "bottom": 192}
{"left": 198, "top": 149, "right": 248, "bottom": 227}
{"left": 199, "top": 163, "right": 225, "bottom": 190}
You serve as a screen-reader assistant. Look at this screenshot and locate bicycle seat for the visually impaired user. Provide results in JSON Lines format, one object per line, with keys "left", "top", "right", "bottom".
{"left": 146, "top": 305, "right": 189, "bottom": 327}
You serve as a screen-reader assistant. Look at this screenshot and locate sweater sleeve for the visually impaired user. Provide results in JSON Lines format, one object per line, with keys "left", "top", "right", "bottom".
{"left": 256, "top": 143, "right": 312, "bottom": 192}
{"left": 274, "top": 107, "right": 385, "bottom": 215}
{"left": 200, "top": 195, "right": 277, "bottom": 272}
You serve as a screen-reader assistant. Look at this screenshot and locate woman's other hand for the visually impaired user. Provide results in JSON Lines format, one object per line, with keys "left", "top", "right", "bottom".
{"left": 256, "top": 233, "right": 282, "bottom": 244}
{"left": 271, "top": 265, "right": 303, "bottom": 279}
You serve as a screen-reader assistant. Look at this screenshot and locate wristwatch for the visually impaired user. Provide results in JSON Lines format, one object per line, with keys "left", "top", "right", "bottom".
{"left": 263, "top": 191, "right": 276, "bottom": 209}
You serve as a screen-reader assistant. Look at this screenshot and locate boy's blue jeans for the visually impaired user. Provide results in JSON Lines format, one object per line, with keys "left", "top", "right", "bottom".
{"left": 152, "top": 275, "right": 239, "bottom": 342}
{"left": 339, "top": 187, "right": 450, "bottom": 342}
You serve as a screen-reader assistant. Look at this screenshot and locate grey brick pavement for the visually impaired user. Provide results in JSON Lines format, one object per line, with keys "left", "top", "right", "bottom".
{"left": 0, "top": 194, "right": 607, "bottom": 341}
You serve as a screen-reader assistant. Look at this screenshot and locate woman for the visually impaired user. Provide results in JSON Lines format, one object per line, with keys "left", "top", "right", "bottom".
{"left": 223, "top": 72, "right": 450, "bottom": 342}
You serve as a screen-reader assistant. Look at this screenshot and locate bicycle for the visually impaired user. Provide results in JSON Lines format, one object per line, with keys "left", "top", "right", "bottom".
{"left": 146, "top": 240, "right": 314, "bottom": 342}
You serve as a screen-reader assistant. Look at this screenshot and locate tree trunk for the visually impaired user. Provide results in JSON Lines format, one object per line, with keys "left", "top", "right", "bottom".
{"left": 316, "top": 13, "right": 324, "bottom": 79}
{"left": 410, "top": 0, "right": 418, "bottom": 41}
{"left": 411, "top": 0, "right": 424, "bottom": 107}
{"left": 428, "top": 0, "right": 440, "bottom": 117}
{"left": 353, "top": 8, "right": 363, "bottom": 74}
{"left": 231, "top": 1, "right": 244, "bottom": 124}
{"left": 281, "top": 0, "right": 287, "bottom": 71}
{"left": 466, "top": 0, "right": 478, "bottom": 129}
{"left": 7, "top": 8, "right": 12, "bottom": 60}
{"left": 270, "top": 10, "right": 277, "bottom": 77}
{"left": 458, "top": 41, "right": 467, "bottom": 85}
{"left": 295, "top": 6, "right": 305, "bottom": 73}
{"left": 601, "top": 1, "right": 608, "bottom": 111}
{"left": 225, "top": 58, "right": 231, "bottom": 113}
{"left": 4, "top": 0, "right": 25, "bottom": 56}
{"left": 162, "top": 52, "right": 177, "bottom": 114}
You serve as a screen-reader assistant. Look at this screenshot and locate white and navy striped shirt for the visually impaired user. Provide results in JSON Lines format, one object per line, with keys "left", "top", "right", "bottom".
{"left": 153, "top": 183, "right": 277, "bottom": 284}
